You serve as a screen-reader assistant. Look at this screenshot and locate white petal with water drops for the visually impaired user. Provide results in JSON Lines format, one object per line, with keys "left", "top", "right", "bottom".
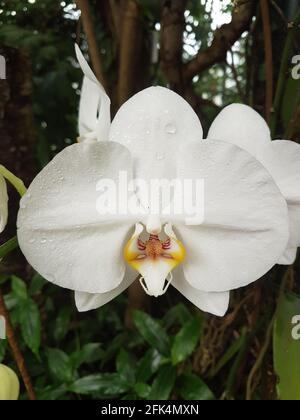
{"left": 176, "top": 140, "right": 289, "bottom": 292}
{"left": 110, "top": 86, "right": 203, "bottom": 183}
{"left": 172, "top": 268, "right": 230, "bottom": 317}
{"left": 208, "top": 104, "right": 271, "bottom": 159}
{"left": 76, "top": 45, "right": 111, "bottom": 142}
{"left": 75, "top": 268, "right": 137, "bottom": 312}
{"left": 17, "top": 141, "right": 135, "bottom": 293}
{"left": 258, "top": 140, "right": 300, "bottom": 264}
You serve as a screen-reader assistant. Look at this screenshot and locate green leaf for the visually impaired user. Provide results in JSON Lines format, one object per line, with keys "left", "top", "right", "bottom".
{"left": 53, "top": 307, "right": 72, "bottom": 342}
{"left": 19, "top": 298, "right": 41, "bottom": 357}
{"left": 136, "top": 348, "right": 162, "bottom": 383}
{"left": 11, "top": 276, "right": 27, "bottom": 300}
{"left": 171, "top": 318, "right": 201, "bottom": 365}
{"left": 177, "top": 373, "right": 215, "bottom": 400}
{"left": 0, "top": 339, "right": 7, "bottom": 363}
{"left": 148, "top": 364, "right": 176, "bottom": 400}
{"left": 163, "top": 303, "right": 194, "bottom": 329}
{"left": 29, "top": 273, "right": 46, "bottom": 295}
{"left": 210, "top": 329, "right": 247, "bottom": 377}
{"left": 116, "top": 349, "right": 136, "bottom": 384}
{"left": 37, "top": 385, "right": 68, "bottom": 401}
{"left": 71, "top": 343, "right": 104, "bottom": 370}
{"left": 134, "top": 382, "right": 151, "bottom": 399}
{"left": 281, "top": 76, "right": 300, "bottom": 134}
{"left": 69, "top": 374, "right": 129, "bottom": 396}
{"left": 274, "top": 291, "right": 300, "bottom": 400}
{"left": 133, "top": 310, "right": 170, "bottom": 356}
{"left": 46, "top": 348, "right": 73, "bottom": 383}
{"left": 0, "top": 237, "right": 19, "bottom": 259}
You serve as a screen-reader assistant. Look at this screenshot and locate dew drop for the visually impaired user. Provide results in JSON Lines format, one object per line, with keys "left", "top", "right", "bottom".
{"left": 156, "top": 152, "right": 165, "bottom": 161}
{"left": 165, "top": 123, "right": 177, "bottom": 134}
{"left": 40, "top": 239, "right": 47, "bottom": 244}
{"left": 29, "top": 239, "right": 35, "bottom": 244}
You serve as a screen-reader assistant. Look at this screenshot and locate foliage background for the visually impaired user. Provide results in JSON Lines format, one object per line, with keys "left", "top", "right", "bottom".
{"left": 0, "top": 0, "right": 300, "bottom": 400}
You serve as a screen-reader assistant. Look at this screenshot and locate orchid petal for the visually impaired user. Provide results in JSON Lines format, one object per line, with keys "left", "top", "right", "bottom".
{"left": 176, "top": 140, "right": 289, "bottom": 292}
{"left": 208, "top": 104, "right": 271, "bottom": 158}
{"left": 172, "top": 269, "right": 230, "bottom": 317}
{"left": 278, "top": 247, "right": 298, "bottom": 266}
{"left": 110, "top": 86, "right": 203, "bottom": 182}
{"left": 0, "top": 175, "right": 8, "bottom": 234}
{"left": 75, "top": 268, "right": 137, "bottom": 312}
{"left": 258, "top": 140, "right": 300, "bottom": 262}
{"left": 76, "top": 44, "right": 111, "bottom": 142}
{"left": 17, "top": 141, "right": 134, "bottom": 293}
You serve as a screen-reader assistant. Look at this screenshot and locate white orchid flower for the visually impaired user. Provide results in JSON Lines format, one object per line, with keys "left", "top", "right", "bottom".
{"left": 208, "top": 104, "right": 300, "bottom": 265}
{"left": 0, "top": 175, "right": 8, "bottom": 234}
{"left": 17, "top": 47, "right": 289, "bottom": 317}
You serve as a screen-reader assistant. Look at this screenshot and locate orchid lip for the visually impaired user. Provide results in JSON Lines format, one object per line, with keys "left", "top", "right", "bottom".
{"left": 124, "top": 223, "right": 186, "bottom": 297}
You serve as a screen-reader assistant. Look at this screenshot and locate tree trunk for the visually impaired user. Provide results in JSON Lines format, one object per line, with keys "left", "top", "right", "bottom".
{"left": 0, "top": 45, "right": 36, "bottom": 276}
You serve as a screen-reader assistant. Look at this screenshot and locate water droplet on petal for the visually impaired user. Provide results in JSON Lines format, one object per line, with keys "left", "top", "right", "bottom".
{"left": 40, "top": 239, "right": 47, "bottom": 244}
{"left": 156, "top": 153, "right": 165, "bottom": 161}
{"left": 165, "top": 123, "right": 177, "bottom": 134}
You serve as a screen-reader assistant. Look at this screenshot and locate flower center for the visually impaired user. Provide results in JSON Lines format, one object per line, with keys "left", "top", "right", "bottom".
{"left": 124, "top": 223, "right": 185, "bottom": 297}
{"left": 145, "top": 236, "right": 163, "bottom": 260}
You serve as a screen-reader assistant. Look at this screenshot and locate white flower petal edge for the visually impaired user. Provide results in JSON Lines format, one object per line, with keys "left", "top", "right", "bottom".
{"left": 110, "top": 86, "right": 203, "bottom": 183}
{"left": 17, "top": 141, "right": 135, "bottom": 294}
{"left": 0, "top": 175, "right": 8, "bottom": 233}
{"left": 258, "top": 140, "right": 300, "bottom": 264}
{"left": 76, "top": 267, "right": 230, "bottom": 317}
{"left": 75, "top": 268, "right": 137, "bottom": 312}
{"left": 208, "top": 104, "right": 300, "bottom": 265}
{"left": 75, "top": 44, "right": 111, "bottom": 142}
{"left": 279, "top": 247, "right": 298, "bottom": 266}
{"left": 208, "top": 103, "right": 271, "bottom": 158}
{"left": 172, "top": 269, "right": 230, "bottom": 317}
{"left": 176, "top": 140, "right": 289, "bottom": 292}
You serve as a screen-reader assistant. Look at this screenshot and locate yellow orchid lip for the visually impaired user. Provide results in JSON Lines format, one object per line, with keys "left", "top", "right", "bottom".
{"left": 124, "top": 223, "right": 185, "bottom": 297}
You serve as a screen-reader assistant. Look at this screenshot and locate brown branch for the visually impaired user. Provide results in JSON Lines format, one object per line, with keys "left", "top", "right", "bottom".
{"left": 117, "top": 0, "right": 144, "bottom": 106}
{"left": 125, "top": 277, "right": 150, "bottom": 329}
{"left": 76, "top": 0, "right": 107, "bottom": 89}
{"left": 0, "top": 291, "right": 36, "bottom": 400}
{"left": 183, "top": 0, "right": 257, "bottom": 82}
{"left": 109, "top": 0, "right": 123, "bottom": 42}
{"left": 284, "top": 105, "right": 300, "bottom": 140}
{"left": 160, "top": 0, "right": 188, "bottom": 93}
{"left": 228, "top": 48, "right": 246, "bottom": 102}
{"left": 260, "top": 0, "right": 273, "bottom": 123}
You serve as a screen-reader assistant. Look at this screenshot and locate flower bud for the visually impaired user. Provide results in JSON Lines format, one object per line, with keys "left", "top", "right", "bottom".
{"left": 0, "top": 175, "right": 8, "bottom": 234}
{"left": 0, "top": 364, "right": 20, "bottom": 400}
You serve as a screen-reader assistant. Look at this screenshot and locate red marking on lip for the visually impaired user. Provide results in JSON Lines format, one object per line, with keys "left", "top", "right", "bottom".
{"left": 162, "top": 239, "right": 171, "bottom": 250}
{"left": 137, "top": 239, "right": 146, "bottom": 251}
